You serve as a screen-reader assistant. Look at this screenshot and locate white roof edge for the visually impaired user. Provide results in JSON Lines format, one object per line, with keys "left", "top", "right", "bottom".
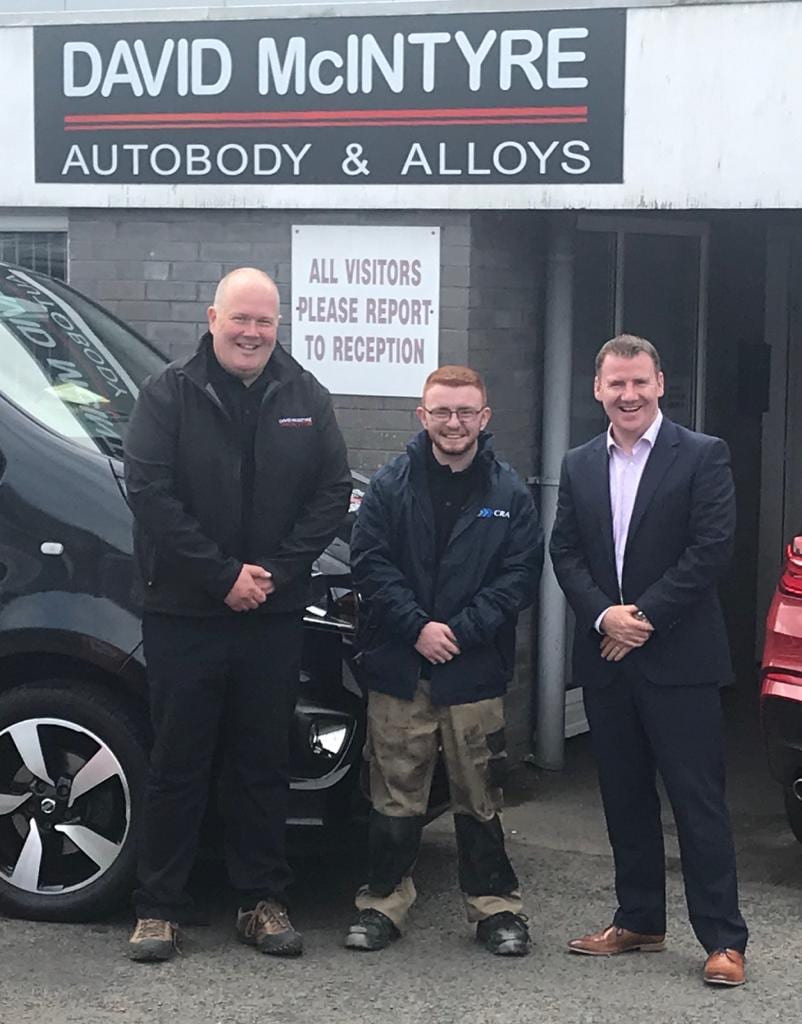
{"left": 0, "top": 0, "right": 789, "bottom": 29}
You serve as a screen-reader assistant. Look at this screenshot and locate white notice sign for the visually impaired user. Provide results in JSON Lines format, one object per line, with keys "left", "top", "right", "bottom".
{"left": 291, "top": 225, "right": 440, "bottom": 397}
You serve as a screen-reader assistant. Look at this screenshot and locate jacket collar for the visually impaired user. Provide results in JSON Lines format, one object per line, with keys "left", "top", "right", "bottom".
{"left": 587, "top": 415, "right": 681, "bottom": 575}
{"left": 406, "top": 430, "right": 494, "bottom": 533}
{"left": 406, "top": 428, "right": 496, "bottom": 474}
{"left": 624, "top": 415, "right": 680, "bottom": 556}
{"left": 605, "top": 409, "right": 663, "bottom": 455}
{"left": 178, "top": 332, "right": 305, "bottom": 393}
{"left": 586, "top": 432, "right": 615, "bottom": 568}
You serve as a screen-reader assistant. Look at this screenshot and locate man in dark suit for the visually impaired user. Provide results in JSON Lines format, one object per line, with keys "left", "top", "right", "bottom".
{"left": 549, "top": 334, "right": 748, "bottom": 987}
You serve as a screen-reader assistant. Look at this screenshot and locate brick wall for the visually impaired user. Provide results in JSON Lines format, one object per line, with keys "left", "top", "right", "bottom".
{"left": 68, "top": 207, "right": 543, "bottom": 758}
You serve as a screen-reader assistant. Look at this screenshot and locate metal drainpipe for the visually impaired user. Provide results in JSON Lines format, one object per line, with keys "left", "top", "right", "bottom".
{"left": 533, "top": 214, "right": 575, "bottom": 770}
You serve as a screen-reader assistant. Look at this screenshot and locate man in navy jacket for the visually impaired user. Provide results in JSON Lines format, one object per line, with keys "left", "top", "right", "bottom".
{"left": 550, "top": 334, "right": 748, "bottom": 987}
{"left": 344, "top": 366, "right": 543, "bottom": 956}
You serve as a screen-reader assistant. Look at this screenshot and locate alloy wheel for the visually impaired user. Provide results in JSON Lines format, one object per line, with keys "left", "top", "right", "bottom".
{"left": 0, "top": 717, "right": 130, "bottom": 895}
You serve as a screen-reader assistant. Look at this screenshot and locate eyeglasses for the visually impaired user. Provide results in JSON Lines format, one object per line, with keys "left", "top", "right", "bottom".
{"left": 423, "top": 406, "right": 485, "bottom": 423}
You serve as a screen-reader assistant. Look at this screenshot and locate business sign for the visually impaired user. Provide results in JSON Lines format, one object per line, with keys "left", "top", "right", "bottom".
{"left": 33, "top": 10, "right": 625, "bottom": 186}
{"left": 291, "top": 225, "right": 440, "bottom": 397}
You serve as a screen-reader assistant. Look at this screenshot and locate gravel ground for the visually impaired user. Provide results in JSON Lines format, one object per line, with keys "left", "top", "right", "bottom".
{"left": 1, "top": 693, "right": 799, "bottom": 1024}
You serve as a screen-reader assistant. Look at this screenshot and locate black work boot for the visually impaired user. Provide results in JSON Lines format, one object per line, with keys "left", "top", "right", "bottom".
{"left": 344, "top": 908, "right": 400, "bottom": 951}
{"left": 236, "top": 900, "right": 303, "bottom": 957}
{"left": 476, "top": 912, "right": 531, "bottom": 956}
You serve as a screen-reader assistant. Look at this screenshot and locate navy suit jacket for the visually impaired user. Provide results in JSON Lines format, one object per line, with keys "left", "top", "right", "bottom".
{"left": 549, "top": 417, "right": 735, "bottom": 688}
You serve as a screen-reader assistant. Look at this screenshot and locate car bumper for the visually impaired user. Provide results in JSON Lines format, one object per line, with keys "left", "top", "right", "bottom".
{"left": 760, "top": 677, "right": 802, "bottom": 784}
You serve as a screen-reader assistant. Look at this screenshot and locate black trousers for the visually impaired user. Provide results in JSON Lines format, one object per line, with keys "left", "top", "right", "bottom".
{"left": 583, "top": 666, "right": 748, "bottom": 954}
{"left": 133, "top": 610, "right": 303, "bottom": 921}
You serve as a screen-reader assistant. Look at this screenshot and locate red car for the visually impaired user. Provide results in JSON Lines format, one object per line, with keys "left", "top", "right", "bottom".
{"left": 761, "top": 535, "right": 802, "bottom": 843}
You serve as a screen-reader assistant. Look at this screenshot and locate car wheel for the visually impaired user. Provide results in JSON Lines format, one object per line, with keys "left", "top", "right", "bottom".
{"left": 783, "top": 785, "right": 802, "bottom": 845}
{"left": 0, "top": 681, "right": 148, "bottom": 921}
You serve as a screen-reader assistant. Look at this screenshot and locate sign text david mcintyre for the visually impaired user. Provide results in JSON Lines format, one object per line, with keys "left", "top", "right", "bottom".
{"left": 34, "top": 10, "right": 626, "bottom": 186}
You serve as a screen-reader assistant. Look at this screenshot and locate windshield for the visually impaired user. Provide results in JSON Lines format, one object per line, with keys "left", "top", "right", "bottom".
{"left": 0, "top": 264, "right": 166, "bottom": 461}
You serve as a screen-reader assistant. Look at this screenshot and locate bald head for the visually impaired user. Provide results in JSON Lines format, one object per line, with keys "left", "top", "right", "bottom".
{"left": 213, "top": 267, "right": 279, "bottom": 308}
{"left": 207, "top": 267, "right": 281, "bottom": 383}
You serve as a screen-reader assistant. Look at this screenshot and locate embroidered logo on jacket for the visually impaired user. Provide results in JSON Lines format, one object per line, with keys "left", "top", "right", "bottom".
{"left": 477, "top": 507, "right": 511, "bottom": 519}
{"left": 278, "top": 416, "right": 313, "bottom": 427}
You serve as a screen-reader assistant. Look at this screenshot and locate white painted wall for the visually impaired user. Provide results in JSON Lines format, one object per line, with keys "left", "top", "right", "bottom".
{"left": 0, "top": 1, "right": 780, "bottom": 17}
{"left": 2, "top": 0, "right": 801, "bottom": 209}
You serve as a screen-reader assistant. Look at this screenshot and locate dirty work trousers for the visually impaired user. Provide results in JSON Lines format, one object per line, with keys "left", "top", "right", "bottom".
{"left": 134, "top": 610, "right": 304, "bottom": 921}
{"left": 355, "top": 681, "right": 522, "bottom": 930}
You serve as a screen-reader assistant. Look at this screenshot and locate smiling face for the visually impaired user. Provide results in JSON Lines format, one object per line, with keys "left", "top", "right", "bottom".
{"left": 594, "top": 351, "right": 664, "bottom": 450}
{"left": 207, "top": 271, "right": 280, "bottom": 383}
{"left": 416, "top": 382, "right": 491, "bottom": 466}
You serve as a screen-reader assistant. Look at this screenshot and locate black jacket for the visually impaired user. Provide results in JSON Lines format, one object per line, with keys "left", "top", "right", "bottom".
{"left": 124, "top": 335, "right": 351, "bottom": 615}
{"left": 549, "top": 418, "right": 735, "bottom": 687}
{"left": 351, "top": 431, "right": 543, "bottom": 705}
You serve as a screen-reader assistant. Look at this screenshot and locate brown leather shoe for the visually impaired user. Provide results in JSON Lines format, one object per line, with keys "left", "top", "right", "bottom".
{"left": 567, "top": 924, "right": 666, "bottom": 956}
{"left": 703, "top": 949, "right": 746, "bottom": 986}
{"left": 236, "top": 900, "right": 303, "bottom": 957}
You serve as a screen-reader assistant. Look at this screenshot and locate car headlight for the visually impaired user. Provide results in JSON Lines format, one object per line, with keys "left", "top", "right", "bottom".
{"left": 308, "top": 721, "right": 349, "bottom": 757}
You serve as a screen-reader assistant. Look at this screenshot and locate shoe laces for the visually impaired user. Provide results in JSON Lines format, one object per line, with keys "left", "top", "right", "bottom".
{"left": 244, "top": 900, "right": 291, "bottom": 937}
{"left": 711, "top": 948, "right": 743, "bottom": 963}
{"left": 133, "top": 918, "right": 175, "bottom": 941}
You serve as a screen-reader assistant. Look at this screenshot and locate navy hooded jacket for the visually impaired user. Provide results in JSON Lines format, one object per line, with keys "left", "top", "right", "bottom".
{"left": 350, "top": 430, "right": 544, "bottom": 705}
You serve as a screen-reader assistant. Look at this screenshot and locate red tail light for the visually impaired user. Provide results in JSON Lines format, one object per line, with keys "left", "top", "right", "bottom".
{"left": 780, "top": 536, "right": 802, "bottom": 597}
{"left": 762, "top": 672, "right": 802, "bottom": 703}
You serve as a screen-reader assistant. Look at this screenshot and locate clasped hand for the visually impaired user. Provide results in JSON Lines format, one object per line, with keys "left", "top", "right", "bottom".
{"left": 599, "top": 604, "right": 653, "bottom": 662}
{"left": 415, "top": 621, "right": 461, "bottom": 664}
{"left": 224, "top": 564, "right": 275, "bottom": 611}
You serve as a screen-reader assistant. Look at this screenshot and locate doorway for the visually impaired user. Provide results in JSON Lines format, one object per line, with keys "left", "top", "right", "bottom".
{"left": 559, "top": 215, "right": 711, "bottom": 730}
{"left": 759, "top": 227, "right": 802, "bottom": 635}
{"left": 570, "top": 215, "right": 709, "bottom": 445}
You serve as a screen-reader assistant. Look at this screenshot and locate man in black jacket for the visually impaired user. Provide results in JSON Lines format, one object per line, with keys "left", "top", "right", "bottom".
{"left": 123, "top": 267, "right": 351, "bottom": 962}
{"left": 344, "top": 366, "right": 543, "bottom": 956}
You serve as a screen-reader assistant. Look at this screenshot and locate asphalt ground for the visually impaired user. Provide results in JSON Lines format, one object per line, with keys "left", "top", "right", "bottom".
{"left": 1, "top": 689, "right": 800, "bottom": 1024}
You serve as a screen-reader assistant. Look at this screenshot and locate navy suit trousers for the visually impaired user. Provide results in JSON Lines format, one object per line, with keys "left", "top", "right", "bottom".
{"left": 583, "top": 665, "right": 748, "bottom": 953}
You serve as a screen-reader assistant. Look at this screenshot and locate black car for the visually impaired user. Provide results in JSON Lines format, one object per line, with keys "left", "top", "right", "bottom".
{"left": 0, "top": 261, "right": 374, "bottom": 922}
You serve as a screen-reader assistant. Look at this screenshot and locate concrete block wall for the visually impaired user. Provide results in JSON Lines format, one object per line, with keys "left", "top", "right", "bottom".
{"left": 69, "top": 208, "right": 474, "bottom": 474}
{"left": 467, "top": 211, "right": 542, "bottom": 481}
{"left": 68, "top": 207, "right": 543, "bottom": 758}
{"left": 466, "top": 212, "right": 543, "bottom": 752}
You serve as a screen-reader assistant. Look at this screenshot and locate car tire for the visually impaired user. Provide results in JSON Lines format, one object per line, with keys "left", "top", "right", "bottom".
{"left": 783, "top": 785, "right": 802, "bottom": 845}
{"left": 0, "top": 680, "right": 148, "bottom": 921}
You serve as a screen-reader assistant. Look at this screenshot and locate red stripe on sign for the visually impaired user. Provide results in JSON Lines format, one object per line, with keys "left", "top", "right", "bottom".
{"left": 64, "top": 104, "right": 588, "bottom": 128}
{"left": 65, "top": 116, "right": 587, "bottom": 132}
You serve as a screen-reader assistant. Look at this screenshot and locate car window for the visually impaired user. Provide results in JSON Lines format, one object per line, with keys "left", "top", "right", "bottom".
{"left": 0, "top": 264, "right": 165, "bottom": 460}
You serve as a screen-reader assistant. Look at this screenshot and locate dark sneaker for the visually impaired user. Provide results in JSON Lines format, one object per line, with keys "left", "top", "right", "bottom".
{"left": 128, "top": 918, "right": 180, "bottom": 962}
{"left": 476, "top": 912, "right": 531, "bottom": 957}
{"left": 344, "top": 908, "right": 400, "bottom": 951}
{"left": 236, "top": 900, "right": 303, "bottom": 957}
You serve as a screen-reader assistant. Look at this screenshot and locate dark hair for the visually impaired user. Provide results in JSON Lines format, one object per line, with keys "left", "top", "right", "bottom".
{"left": 594, "top": 334, "right": 662, "bottom": 375}
{"left": 422, "top": 365, "right": 487, "bottom": 405}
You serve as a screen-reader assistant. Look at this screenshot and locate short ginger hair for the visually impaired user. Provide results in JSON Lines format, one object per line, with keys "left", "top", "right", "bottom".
{"left": 422, "top": 365, "right": 487, "bottom": 405}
